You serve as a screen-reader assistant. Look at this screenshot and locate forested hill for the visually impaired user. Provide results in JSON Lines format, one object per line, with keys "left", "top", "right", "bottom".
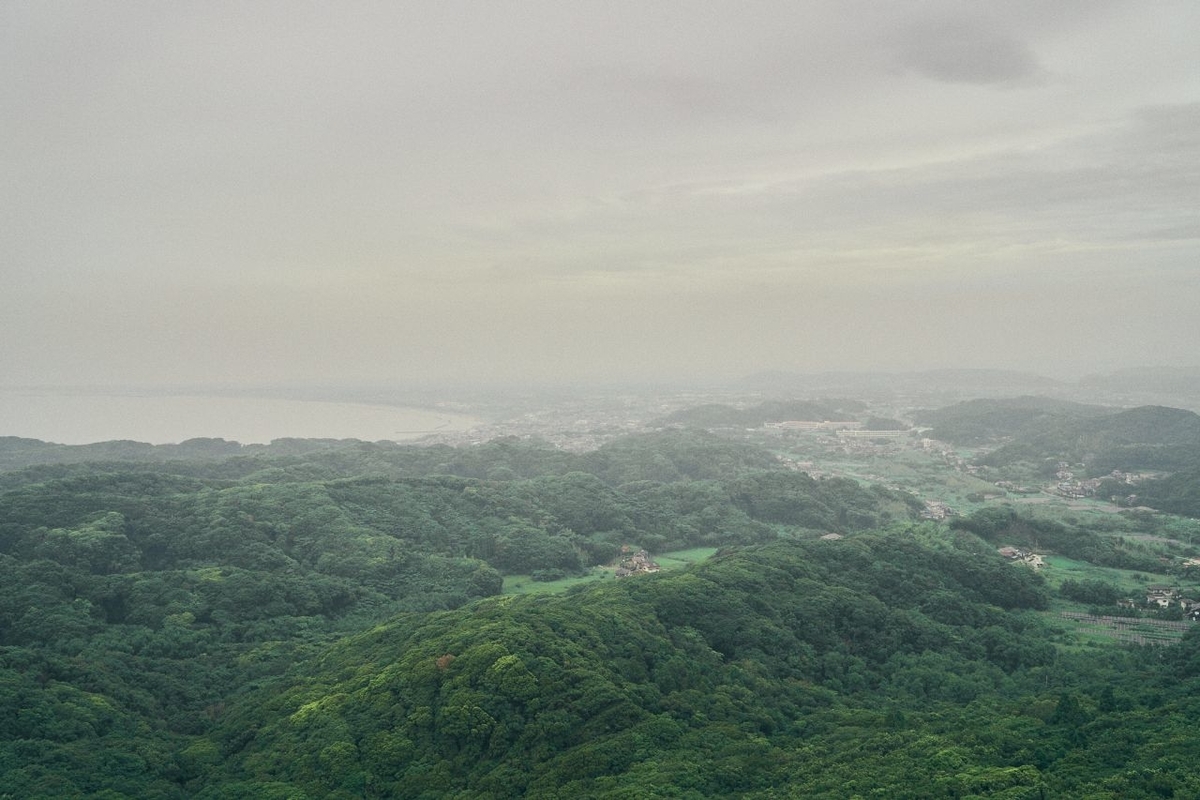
{"left": 912, "top": 396, "right": 1110, "bottom": 446}
{"left": 0, "top": 430, "right": 916, "bottom": 614}
{"left": 978, "top": 405, "right": 1200, "bottom": 471}
{"left": 0, "top": 430, "right": 922, "bottom": 797}
{"left": 198, "top": 535, "right": 1200, "bottom": 798}
{"left": 1111, "top": 466, "right": 1200, "bottom": 519}
{"left": 0, "top": 435, "right": 355, "bottom": 473}
{"left": 0, "top": 430, "right": 786, "bottom": 491}
{"left": 5, "top": 431, "right": 1200, "bottom": 797}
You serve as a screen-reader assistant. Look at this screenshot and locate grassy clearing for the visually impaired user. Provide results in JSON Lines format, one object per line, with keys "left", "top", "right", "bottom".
{"left": 502, "top": 547, "right": 717, "bottom": 596}
{"left": 780, "top": 443, "right": 1012, "bottom": 510}
{"left": 1039, "top": 555, "right": 1166, "bottom": 594}
{"left": 502, "top": 569, "right": 612, "bottom": 595}
{"left": 1052, "top": 611, "right": 1190, "bottom": 647}
{"left": 655, "top": 547, "right": 718, "bottom": 569}
{"left": 1037, "top": 555, "right": 1198, "bottom": 645}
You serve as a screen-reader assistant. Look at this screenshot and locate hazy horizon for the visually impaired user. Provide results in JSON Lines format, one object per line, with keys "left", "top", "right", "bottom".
{"left": 4, "top": 2, "right": 1198, "bottom": 388}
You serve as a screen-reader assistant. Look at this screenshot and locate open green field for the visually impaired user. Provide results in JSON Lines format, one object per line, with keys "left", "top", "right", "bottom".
{"left": 1036, "top": 554, "right": 1200, "bottom": 646}
{"left": 502, "top": 569, "right": 612, "bottom": 595}
{"left": 755, "top": 426, "right": 1200, "bottom": 650}
{"left": 1039, "top": 554, "right": 1167, "bottom": 595}
{"left": 502, "top": 546, "right": 718, "bottom": 596}
{"left": 1051, "top": 611, "right": 1191, "bottom": 647}
{"left": 654, "top": 546, "right": 719, "bottom": 569}
{"left": 766, "top": 436, "right": 1016, "bottom": 512}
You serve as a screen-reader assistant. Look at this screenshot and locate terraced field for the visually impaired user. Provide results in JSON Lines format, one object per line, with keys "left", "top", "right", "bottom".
{"left": 1058, "top": 611, "right": 1192, "bottom": 646}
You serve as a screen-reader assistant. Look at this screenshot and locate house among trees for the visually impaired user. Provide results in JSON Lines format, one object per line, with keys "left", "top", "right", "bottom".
{"left": 615, "top": 549, "right": 660, "bottom": 578}
{"left": 920, "top": 500, "right": 955, "bottom": 520}
{"left": 1146, "top": 585, "right": 1177, "bottom": 608}
{"left": 998, "top": 546, "right": 1044, "bottom": 569}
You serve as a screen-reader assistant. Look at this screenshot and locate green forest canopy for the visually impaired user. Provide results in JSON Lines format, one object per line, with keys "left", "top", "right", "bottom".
{"left": 2, "top": 429, "right": 1200, "bottom": 798}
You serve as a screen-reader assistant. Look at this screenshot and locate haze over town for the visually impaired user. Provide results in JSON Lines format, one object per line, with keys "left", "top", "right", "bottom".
{"left": 3, "top": 2, "right": 1198, "bottom": 390}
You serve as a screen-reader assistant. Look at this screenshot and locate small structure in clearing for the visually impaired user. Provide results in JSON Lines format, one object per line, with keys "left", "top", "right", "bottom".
{"left": 998, "top": 546, "right": 1044, "bottom": 569}
{"left": 615, "top": 548, "right": 661, "bottom": 578}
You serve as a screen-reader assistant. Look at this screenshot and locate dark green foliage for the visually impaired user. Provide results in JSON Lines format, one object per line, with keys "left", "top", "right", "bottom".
{"left": 913, "top": 396, "right": 1110, "bottom": 446}
{"left": 0, "top": 429, "right": 919, "bottom": 793}
{"left": 1060, "top": 578, "right": 1122, "bottom": 606}
{"left": 0, "top": 435, "right": 351, "bottom": 474}
{"left": 977, "top": 405, "right": 1200, "bottom": 471}
{"left": 1120, "top": 468, "right": 1200, "bottom": 518}
{"left": 3, "top": 431, "right": 1199, "bottom": 798}
{"left": 178, "top": 535, "right": 1200, "bottom": 798}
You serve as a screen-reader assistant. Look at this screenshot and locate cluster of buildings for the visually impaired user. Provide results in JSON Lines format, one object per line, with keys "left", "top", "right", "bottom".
{"left": 1121, "top": 586, "right": 1200, "bottom": 619}
{"left": 998, "top": 546, "right": 1045, "bottom": 569}
{"left": 1051, "top": 464, "right": 1099, "bottom": 498}
{"left": 614, "top": 548, "right": 661, "bottom": 579}
{"left": 1052, "top": 465, "right": 1147, "bottom": 501}
{"left": 920, "top": 438, "right": 975, "bottom": 473}
{"left": 836, "top": 428, "right": 908, "bottom": 439}
{"left": 921, "top": 500, "right": 956, "bottom": 520}
{"left": 764, "top": 420, "right": 862, "bottom": 431}
{"left": 763, "top": 420, "right": 910, "bottom": 440}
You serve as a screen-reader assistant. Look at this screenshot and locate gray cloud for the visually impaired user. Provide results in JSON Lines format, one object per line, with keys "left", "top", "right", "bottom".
{"left": 889, "top": 14, "right": 1046, "bottom": 86}
{"left": 1, "top": 1, "right": 1198, "bottom": 388}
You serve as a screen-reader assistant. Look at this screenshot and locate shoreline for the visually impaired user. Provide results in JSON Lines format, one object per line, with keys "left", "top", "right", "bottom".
{"left": 0, "top": 388, "right": 484, "bottom": 446}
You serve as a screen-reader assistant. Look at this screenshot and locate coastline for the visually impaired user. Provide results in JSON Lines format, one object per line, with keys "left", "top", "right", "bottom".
{"left": 0, "top": 387, "right": 484, "bottom": 446}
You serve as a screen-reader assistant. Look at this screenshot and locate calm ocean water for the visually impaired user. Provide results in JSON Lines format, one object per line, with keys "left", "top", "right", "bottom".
{"left": 0, "top": 389, "right": 481, "bottom": 445}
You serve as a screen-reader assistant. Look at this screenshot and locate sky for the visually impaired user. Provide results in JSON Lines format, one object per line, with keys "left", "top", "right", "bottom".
{"left": 3, "top": 1, "right": 1198, "bottom": 389}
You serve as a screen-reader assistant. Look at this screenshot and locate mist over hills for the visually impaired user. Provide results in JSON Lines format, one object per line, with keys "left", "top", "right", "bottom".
{"left": 737, "top": 367, "right": 1200, "bottom": 411}
{"left": 5, "top": 379, "right": 1200, "bottom": 796}
{"left": 5, "top": 0, "right": 1198, "bottom": 792}
{"left": 654, "top": 399, "right": 867, "bottom": 429}
{"left": 0, "top": 436, "right": 357, "bottom": 474}
{"left": 913, "top": 397, "right": 1114, "bottom": 446}
{"left": 1080, "top": 367, "right": 1200, "bottom": 397}
{"left": 737, "top": 368, "right": 1068, "bottom": 398}
{"left": 6, "top": 371, "right": 1200, "bottom": 797}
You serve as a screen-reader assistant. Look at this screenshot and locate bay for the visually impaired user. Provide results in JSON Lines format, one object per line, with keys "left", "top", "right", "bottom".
{"left": 0, "top": 388, "right": 481, "bottom": 445}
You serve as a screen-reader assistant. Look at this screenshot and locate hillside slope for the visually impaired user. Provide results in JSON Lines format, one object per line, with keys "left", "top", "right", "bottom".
{"left": 979, "top": 405, "right": 1200, "bottom": 471}
{"left": 913, "top": 396, "right": 1110, "bottom": 446}
{"left": 193, "top": 535, "right": 1200, "bottom": 799}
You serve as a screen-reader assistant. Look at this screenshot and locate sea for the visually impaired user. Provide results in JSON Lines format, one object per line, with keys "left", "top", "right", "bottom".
{"left": 0, "top": 388, "right": 482, "bottom": 445}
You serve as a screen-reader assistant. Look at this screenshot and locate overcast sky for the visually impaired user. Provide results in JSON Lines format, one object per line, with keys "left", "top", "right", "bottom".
{"left": 3, "top": 1, "right": 1198, "bottom": 389}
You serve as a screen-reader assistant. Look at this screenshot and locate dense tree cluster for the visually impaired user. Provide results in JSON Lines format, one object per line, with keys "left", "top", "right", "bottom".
{"left": 1115, "top": 468, "right": 1200, "bottom": 518}
{"left": 1058, "top": 578, "right": 1122, "bottom": 606}
{"left": 1, "top": 431, "right": 1198, "bottom": 797}
{"left": 191, "top": 536, "right": 1200, "bottom": 799}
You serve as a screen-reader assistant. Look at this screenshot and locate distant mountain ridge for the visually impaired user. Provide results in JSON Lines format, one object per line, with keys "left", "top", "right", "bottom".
{"left": 738, "top": 367, "right": 1200, "bottom": 411}
{"left": 738, "top": 369, "right": 1066, "bottom": 398}
{"left": 0, "top": 435, "right": 355, "bottom": 473}
{"left": 1079, "top": 366, "right": 1200, "bottom": 396}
